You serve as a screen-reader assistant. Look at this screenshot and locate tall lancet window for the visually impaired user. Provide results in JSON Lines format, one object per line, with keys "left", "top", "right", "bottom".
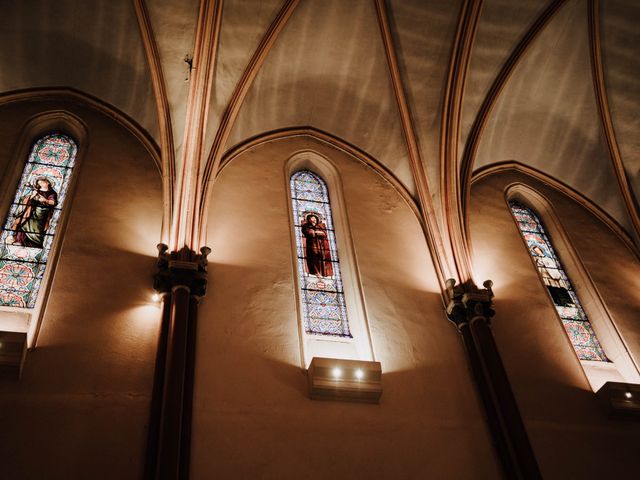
{"left": 509, "top": 201, "right": 607, "bottom": 361}
{"left": 0, "top": 133, "right": 78, "bottom": 308}
{"left": 290, "top": 170, "right": 351, "bottom": 337}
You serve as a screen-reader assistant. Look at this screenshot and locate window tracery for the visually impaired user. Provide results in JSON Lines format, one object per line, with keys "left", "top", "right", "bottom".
{"left": 509, "top": 200, "right": 607, "bottom": 361}
{"left": 0, "top": 133, "right": 77, "bottom": 308}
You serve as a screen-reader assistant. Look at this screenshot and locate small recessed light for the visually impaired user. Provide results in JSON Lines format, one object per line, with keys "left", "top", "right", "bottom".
{"left": 332, "top": 367, "right": 342, "bottom": 378}
{"left": 355, "top": 369, "right": 364, "bottom": 379}
{"left": 152, "top": 293, "right": 161, "bottom": 302}
{"left": 625, "top": 391, "right": 633, "bottom": 399}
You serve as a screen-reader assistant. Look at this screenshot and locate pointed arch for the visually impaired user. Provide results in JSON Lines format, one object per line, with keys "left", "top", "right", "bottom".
{"left": 286, "top": 151, "right": 375, "bottom": 368}
{"left": 506, "top": 183, "right": 640, "bottom": 390}
{"left": 471, "top": 161, "right": 639, "bottom": 260}
{"left": 460, "top": 1, "right": 568, "bottom": 221}
{"left": 290, "top": 170, "right": 350, "bottom": 338}
{"left": 0, "top": 88, "right": 167, "bottom": 242}
{"left": 199, "top": 127, "right": 424, "bottom": 251}
{"left": 0, "top": 110, "right": 88, "bottom": 348}
{"left": 509, "top": 200, "right": 607, "bottom": 361}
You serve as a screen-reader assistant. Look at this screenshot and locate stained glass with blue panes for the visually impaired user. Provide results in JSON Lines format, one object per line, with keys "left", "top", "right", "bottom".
{"left": 509, "top": 201, "right": 607, "bottom": 361}
{"left": 0, "top": 134, "right": 77, "bottom": 308}
{"left": 290, "top": 170, "right": 351, "bottom": 337}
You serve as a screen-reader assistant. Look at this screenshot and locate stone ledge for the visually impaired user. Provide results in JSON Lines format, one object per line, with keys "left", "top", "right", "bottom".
{"left": 596, "top": 381, "right": 640, "bottom": 419}
{"left": 0, "top": 330, "right": 27, "bottom": 380}
{"left": 307, "top": 357, "right": 382, "bottom": 404}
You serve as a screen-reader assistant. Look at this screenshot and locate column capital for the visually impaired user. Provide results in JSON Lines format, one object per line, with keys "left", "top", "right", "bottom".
{"left": 153, "top": 244, "right": 211, "bottom": 297}
{"left": 445, "top": 278, "right": 495, "bottom": 329}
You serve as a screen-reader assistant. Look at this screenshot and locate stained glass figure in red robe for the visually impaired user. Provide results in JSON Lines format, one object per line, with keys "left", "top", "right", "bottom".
{"left": 301, "top": 213, "right": 333, "bottom": 277}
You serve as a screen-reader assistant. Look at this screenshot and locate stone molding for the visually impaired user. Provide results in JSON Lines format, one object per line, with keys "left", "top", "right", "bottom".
{"left": 445, "top": 278, "right": 495, "bottom": 328}
{"left": 154, "top": 244, "right": 211, "bottom": 297}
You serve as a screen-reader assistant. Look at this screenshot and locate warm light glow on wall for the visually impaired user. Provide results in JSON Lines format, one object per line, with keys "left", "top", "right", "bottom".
{"left": 126, "top": 305, "right": 162, "bottom": 336}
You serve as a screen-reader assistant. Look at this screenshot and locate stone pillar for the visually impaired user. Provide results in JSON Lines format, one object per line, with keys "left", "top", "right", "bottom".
{"left": 145, "top": 244, "right": 210, "bottom": 480}
{"left": 446, "top": 279, "right": 541, "bottom": 480}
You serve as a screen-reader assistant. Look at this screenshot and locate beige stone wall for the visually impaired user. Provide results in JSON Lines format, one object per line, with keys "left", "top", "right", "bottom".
{"left": 469, "top": 169, "right": 640, "bottom": 479}
{"left": 191, "top": 135, "right": 500, "bottom": 479}
{"left": 0, "top": 99, "right": 162, "bottom": 480}
{"left": 6, "top": 106, "right": 638, "bottom": 478}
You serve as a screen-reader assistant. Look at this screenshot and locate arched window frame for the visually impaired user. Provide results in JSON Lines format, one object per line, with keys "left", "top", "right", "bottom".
{"left": 285, "top": 151, "right": 375, "bottom": 368}
{"left": 506, "top": 183, "right": 640, "bottom": 391}
{"left": 0, "top": 111, "right": 88, "bottom": 349}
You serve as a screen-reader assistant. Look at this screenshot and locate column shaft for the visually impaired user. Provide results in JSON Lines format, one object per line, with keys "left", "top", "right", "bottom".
{"left": 145, "top": 295, "right": 172, "bottom": 479}
{"left": 148, "top": 245, "right": 210, "bottom": 480}
{"left": 156, "top": 286, "right": 191, "bottom": 479}
{"left": 470, "top": 317, "right": 541, "bottom": 479}
{"left": 446, "top": 279, "right": 541, "bottom": 480}
{"left": 459, "top": 322, "right": 519, "bottom": 479}
{"left": 179, "top": 296, "right": 199, "bottom": 480}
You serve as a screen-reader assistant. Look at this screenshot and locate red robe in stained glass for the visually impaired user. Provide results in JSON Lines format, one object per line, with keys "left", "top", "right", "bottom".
{"left": 301, "top": 214, "right": 333, "bottom": 277}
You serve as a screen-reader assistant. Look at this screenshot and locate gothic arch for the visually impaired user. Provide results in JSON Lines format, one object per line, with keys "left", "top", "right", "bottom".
{"left": 0, "top": 110, "right": 88, "bottom": 348}
{"left": 285, "top": 151, "right": 375, "bottom": 368}
{"left": 470, "top": 161, "right": 639, "bottom": 260}
{"left": 200, "top": 126, "right": 423, "bottom": 243}
{"left": 0, "top": 88, "right": 169, "bottom": 242}
{"left": 0, "top": 88, "right": 161, "bottom": 170}
{"left": 504, "top": 182, "right": 640, "bottom": 390}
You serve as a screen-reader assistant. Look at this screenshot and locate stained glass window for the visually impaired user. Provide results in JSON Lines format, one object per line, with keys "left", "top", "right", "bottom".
{"left": 509, "top": 201, "right": 608, "bottom": 361}
{"left": 0, "top": 134, "right": 78, "bottom": 308}
{"left": 290, "top": 170, "right": 351, "bottom": 337}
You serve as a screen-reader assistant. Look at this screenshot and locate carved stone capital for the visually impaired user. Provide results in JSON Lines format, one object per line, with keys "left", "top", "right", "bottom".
{"left": 153, "top": 244, "right": 212, "bottom": 297}
{"left": 445, "top": 278, "right": 495, "bottom": 329}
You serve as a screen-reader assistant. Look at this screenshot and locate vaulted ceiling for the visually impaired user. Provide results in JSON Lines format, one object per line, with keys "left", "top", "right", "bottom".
{"left": 1, "top": 0, "right": 638, "bottom": 280}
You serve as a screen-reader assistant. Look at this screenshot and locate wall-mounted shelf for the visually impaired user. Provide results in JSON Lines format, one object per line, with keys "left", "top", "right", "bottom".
{"left": 596, "top": 381, "right": 640, "bottom": 419}
{"left": 307, "top": 357, "right": 382, "bottom": 403}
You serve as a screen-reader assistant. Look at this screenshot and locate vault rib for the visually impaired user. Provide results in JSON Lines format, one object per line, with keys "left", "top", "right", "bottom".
{"left": 198, "top": 0, "right": 300, "bottom": 246}
{"left": 133, "top": 0, "right": 176, "bottom": 244}
{"left": 588, "top": 0, "right": 640, "bottom": 246}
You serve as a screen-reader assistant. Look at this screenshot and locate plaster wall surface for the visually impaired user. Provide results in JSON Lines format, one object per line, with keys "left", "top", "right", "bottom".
{"left": 0, "top": 1, "right": 159, "bottom": 140}
{"left": 0, "top": 100, "right": 162, "bottom": 480}
{"left": 469, "top": 169, "right": 640, "bottom": 479}
{"left": 192, "top": 136, "right": 500, "bottom": 479}
{"left": 227, "top": 0, "right": 415, "bottom": 197}
{"left": 473, "top": 0, "right": 631, "bottom": 233}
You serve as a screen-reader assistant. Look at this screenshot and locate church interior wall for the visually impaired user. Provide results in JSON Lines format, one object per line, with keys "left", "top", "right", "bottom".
{"left": 0, "top": 2, "right": 638, "bottom": 478}
{"left": 469, "top": 168, "right": 640, "bottom": 479}
{"left": 0, "top": 99, "right": 163, "bottom": 480}
{"left": 191, "top": 135, "right": 501, "bottom": 479}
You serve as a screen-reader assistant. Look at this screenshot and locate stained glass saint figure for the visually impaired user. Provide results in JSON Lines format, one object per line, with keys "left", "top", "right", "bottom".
{"left": 0, "top": 133, "right": 77, "bottom": 308}
{"left": 301, "top": 213, "right": 333, "bottom": 277}
{"left": 8, "top": 177, "right": 58, "bottom": 248}
{"left": 509, "top": 201, "right": 607, "bottom": 361}
{"left": 290, "top": 170, "right": 351, "bottom": 337}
